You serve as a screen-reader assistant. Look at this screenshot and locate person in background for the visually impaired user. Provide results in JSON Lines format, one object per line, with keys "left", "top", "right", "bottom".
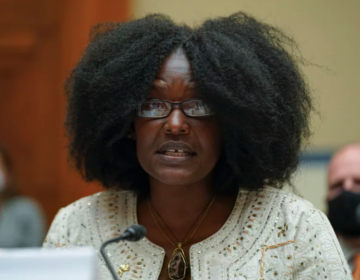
{"left": 327, "top": 143, "right": 360, "bottom": 278}
{"left": 0, "top": 144, "right": 46, "bottom": 248}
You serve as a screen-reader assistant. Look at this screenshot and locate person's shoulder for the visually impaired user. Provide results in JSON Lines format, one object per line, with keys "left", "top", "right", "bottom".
{"left": 261, "top": 186, "right": 314, "bottom": 209}
{"left": 57, "top": 189, "right": 133, "bottom": 221}
{"left": 262, "top": 187, "right": 330, "bottom": 229}
{"left": 241, "top": 186, "right": 319, "bottom": 221}
{"left": 44, "top": 189, "right": 134, "bottom": 247}
{"left": 7, "top": 196, "right": 43, "bottom": 216}
{"left": 241, "top": 185, "right": 314, "bottom": 206}
{"left": 8, "top": 196, "right": 38, "bottom": 207}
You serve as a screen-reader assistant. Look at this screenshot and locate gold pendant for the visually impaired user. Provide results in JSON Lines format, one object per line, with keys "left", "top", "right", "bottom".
{"left": 168, "top": 243, "right": 188, "bottom": 280}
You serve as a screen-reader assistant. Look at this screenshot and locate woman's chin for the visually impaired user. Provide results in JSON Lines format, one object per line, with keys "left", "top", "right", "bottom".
{"left": 152, "top": 170, "right": 200, "bottom": 187}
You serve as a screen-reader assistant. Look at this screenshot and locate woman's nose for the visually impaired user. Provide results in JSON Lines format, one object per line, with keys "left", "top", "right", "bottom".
{"left": 164, "top": 108, "right": 190, "bottom": 135}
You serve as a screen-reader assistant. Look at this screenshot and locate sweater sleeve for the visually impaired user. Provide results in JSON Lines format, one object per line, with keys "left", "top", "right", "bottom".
{"left": 43, "top": 208, "right": 68, "bottom": 248}
{"left": 293, "top": 208, "right": 353, "bottom": 280}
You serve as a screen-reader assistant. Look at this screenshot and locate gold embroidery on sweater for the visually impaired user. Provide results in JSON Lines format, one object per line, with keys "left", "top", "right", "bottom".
{"left": 260, "top": 239, "right": 295, "bottom": 278}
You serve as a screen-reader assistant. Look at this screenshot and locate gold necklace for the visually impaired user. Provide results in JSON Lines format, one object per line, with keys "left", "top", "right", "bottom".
{"left": 148, "top": 195, "right": 216, "bottom": 280}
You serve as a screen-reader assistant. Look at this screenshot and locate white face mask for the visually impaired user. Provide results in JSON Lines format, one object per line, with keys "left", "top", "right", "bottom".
{"left": 0, "top": 171, "right": 5, "bottom": 192}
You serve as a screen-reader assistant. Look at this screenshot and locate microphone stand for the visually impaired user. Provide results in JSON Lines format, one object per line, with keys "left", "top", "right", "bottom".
{"left": 100, "top": 235, "right": 127, "bottom": 280}
{"left": 100, "top": 225, "right": 146, "bottom": 280}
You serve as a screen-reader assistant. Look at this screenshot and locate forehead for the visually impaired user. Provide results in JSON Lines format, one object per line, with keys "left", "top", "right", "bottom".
{"left": 157, "top": 48, "right": 192, "bottom": 79}
{"left": 328, "top": 149, "right": 360, "bottom": 183}
{"left": 149, "top": 48, "right": 197, "bottom": 101}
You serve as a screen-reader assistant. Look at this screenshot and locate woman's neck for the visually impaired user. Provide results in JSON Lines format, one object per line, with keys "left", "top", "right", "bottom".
{"left": 148, "top": 177, "right": 215, "bottom": 220}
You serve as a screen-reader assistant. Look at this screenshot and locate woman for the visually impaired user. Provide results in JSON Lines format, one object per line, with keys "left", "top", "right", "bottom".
{"left": 0, "top": 145, "right": 46, "bottom": 248}
{"left": 44, "top": 13, "right": 351, "bottom": 279}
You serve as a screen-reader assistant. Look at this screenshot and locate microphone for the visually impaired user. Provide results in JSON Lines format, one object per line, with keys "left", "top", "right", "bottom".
{"left": 118, "top": 224, "right": 147, "bottom": 241}
{"left": 100, "top": 225, "right": 147, "bottom": 280}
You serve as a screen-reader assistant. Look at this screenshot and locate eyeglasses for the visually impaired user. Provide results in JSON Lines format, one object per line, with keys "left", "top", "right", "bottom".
{"left": 137, "top": 99, "right": 215, "bottom": 118}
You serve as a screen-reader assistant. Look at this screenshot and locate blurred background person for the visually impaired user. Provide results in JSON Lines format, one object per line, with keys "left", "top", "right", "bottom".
{"left": 0, "top": 144, "right": 46, "bottom": 248}
{"left": 327, "top": 143, "right": 360, "bottom": 278}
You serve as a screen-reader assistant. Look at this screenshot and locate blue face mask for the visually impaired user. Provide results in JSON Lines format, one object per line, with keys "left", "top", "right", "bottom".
{"left": 0, "top": 171, "right": 5, "bottom": 192}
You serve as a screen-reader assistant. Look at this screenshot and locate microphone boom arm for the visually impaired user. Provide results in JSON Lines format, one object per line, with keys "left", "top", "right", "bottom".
{"left": 99, "top": 225, "right": 146, "bottom": 280}
{"left": 100, "top": 235, "right": 126, "bottom": 280}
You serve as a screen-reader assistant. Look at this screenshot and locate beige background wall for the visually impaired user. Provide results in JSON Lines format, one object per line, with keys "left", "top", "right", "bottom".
{"left": 132, "top": 0, "right": 360, "bottom": 211}
{"left": 290, "top": 164, "right": 328, "bottom": 212}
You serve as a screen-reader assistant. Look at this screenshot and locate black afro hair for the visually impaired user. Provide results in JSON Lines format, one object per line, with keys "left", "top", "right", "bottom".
{"left": 65, "top": 12, "right": 313, "bottom": 194}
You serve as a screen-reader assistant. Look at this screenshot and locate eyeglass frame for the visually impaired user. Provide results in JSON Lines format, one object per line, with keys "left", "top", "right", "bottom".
{"left": 136, "top": 99, "right": 215, "bottom": 118}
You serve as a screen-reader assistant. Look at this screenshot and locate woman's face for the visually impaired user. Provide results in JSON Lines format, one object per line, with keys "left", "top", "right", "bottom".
{"left": 134, "top": 48, "right": 222, "bottom": 187}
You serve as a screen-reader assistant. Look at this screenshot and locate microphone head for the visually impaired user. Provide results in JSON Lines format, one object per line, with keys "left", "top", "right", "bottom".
{"left": 125, "top": 225, "right": 147, "bottom": 241}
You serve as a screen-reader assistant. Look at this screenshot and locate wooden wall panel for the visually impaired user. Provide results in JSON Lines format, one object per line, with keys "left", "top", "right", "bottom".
{"left": 56, "top": 0, "right": 131, "bottom": 211}
{"left": 0, "top": 0, "right": 130, "bottom": 226}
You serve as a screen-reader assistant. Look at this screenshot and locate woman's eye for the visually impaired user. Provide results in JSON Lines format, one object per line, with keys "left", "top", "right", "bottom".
{"left": 151, "top": 102, "right": 166, "bottom": 109}
{"left": 193, "top": 102, "right": 206, "bottom": 111}
{"left": 148, "top": 102, "right": 158, "bottom": 109}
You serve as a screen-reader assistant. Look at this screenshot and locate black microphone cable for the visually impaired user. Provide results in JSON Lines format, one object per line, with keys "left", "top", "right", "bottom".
{"left": 100, "top": 225, "right": 147, "bottom": 280}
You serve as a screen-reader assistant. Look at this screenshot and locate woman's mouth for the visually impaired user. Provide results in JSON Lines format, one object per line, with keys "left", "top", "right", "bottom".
{"left": 158, "top": 150, "right": 194, "bottom": 157}
{"left": 156, "top": 142, "right": 196, "bottom": 164}
{"left": 156, "top": 150, "right": 195, "bottom": 164}
{"left": 157, "top": 142, "right": 196, "bottom": 157}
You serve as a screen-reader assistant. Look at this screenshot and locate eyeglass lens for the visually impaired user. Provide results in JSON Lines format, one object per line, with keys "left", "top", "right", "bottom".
{"left": 139, "top": 100, "right": 213, "bottom": 118}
